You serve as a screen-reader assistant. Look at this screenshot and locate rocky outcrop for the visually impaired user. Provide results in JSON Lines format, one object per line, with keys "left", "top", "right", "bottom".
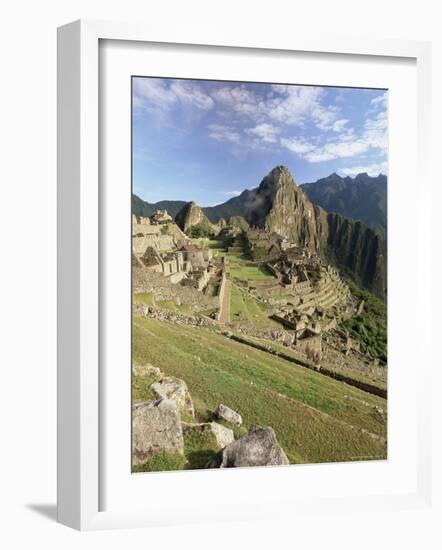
{"left": 151, "top": 377, "right": 195, "bottom": 418}
{"left": 175, "top": 201, "right": 214, "bottom": 234}
{"left": 132, "top": 399, "right": 184, "bottom": 466}
{"left": 250, "top": 166, "right": 321, "bottom": 253}
{"left": 132, "top": 363, "right": 163, "bottom": 379}
{"left": 207, "top": 426, "right": 289, "bottom": 468}
{"left": 214, "top": 404, "right": 242, "bottom": 427}
{"left": 182, "top": 421, "right": 235, "bottom": 449}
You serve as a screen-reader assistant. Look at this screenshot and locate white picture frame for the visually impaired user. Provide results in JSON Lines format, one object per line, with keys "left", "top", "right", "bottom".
{"left": 57, "top": 19, "right": 433, "bottom": 531}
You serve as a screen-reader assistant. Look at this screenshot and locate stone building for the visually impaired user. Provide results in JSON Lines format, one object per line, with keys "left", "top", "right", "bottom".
{"left": 150, "top": 209, "right": 173, "bottom": 224}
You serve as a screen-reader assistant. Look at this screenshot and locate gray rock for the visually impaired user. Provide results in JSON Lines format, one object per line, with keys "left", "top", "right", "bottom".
{"left": 207, "top": 426, "right": 289, "bottom": 468}
{"left": 210, "top": 422, "right": 235, "bottom": 448}
{"left": 214, "top": 403, "right": 242, "bottom": 427}
{"left": 132, "top": 399, "right": 184, "bottom": 466}
{"left": 151, "top": 376, "right": 195, "bottom": 418}
{"left": 132, "top": 363, "right": 163, "bottom": 379}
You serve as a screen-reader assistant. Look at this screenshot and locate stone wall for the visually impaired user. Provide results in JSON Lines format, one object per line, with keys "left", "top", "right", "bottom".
{"left": 132, "top": 234, "right": 176, "bottom": 254}
{"left": 134, "top": 304, "right": 218, "bottom": 327}
{"left": 295, "top": 333, "right": 322, "bottom": 358}
{"left": 133, "top": 269, "right": 219, "bottom": 310}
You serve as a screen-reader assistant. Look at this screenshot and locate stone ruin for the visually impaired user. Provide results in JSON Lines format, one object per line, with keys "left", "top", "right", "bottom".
{"left": 133, "top": 209, "right": 220, "bottom": 296}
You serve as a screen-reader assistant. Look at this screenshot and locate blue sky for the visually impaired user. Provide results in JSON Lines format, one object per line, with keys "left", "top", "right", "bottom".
{"left": 133, "top": 78, "right": 387, "bottom": 206}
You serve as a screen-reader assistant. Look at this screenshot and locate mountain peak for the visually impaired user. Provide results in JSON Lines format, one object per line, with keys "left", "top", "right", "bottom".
{"left": 175, "top": 201, "right": 213, "bottom": 233}
{"left": 262, "top": 165, "right": 298, "bottom": 191}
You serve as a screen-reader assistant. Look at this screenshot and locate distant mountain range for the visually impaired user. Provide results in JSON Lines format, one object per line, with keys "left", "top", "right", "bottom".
{"left": 301, "top": 172, "right": 387, "bottom": 238}
{"left": 133, "top": 168, "right": 387, "bottom": 299}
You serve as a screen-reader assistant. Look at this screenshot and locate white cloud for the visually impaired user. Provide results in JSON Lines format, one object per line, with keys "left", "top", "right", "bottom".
{"left": 170, "top": 81, "right": 214, "bottom": 110}
{"left": 223, "top": 190, "right": 242, "bottom": 197}
{"left": 212, "top": 86, "right": 261, "bottom": 117}
{"left": 305, "top": 139, "right": 369, "bottom": 162}
{"left": 280, "top": 137, "right": 316, "bottom": 154}
{"left": 331, "top": 119, "right": 349, "bottom": 132}
{"left": 134, "top": 78, "right": 214, "bottom": 112}
{"left": 247, "top": 123, "right": 279, "bottom": 143}
{"left": 370, "top": 94, "right": 387, "bottom": 108}
{"left": 339, "top": 161, "right": 388, "bottom": 177}
{"left": 134, "top": 78, "right": 177, "bottom": 109}
{"left": 208, "top": 123, "right": 241, "bottom": 143}
{"left": 213, "top": 84, "right": 342, "bottom": 131}
{"left": 281, "top": 107, "right": 387, "bottom": 163}
{"left": 267, "top": 86, "right": 335, "bottom": 129}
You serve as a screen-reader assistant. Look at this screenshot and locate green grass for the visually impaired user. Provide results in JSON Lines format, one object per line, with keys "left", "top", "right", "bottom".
{"left": 156, "top": 299, "right": 177, "bottom": 310}
{"left": 230, "top": 285, "right": 280, "bottom": 329}
{"left": 133, "top": 292, "right": 187, "bottom": 312}
{"left": 244, "top": 335, "right": 387, "bottom": 392}
{"left": 133, "top": 427, "right": 220, "bottom": 472}
{"left": 199, "top": 307, "right": 219, "bottom": 318}
{"left": 133, "top": 292, "right": 156, "bottom": 306}
{"left": 183, "top": 428, "right": 219, "bottom": 469}
{"left": 223, "top": 249, "right": 275, "bottom": 283}
{"left": 206, "top": 284, "right": 219, "bottom": 297}
{"left": 132, "top": 375, "right": 156, "bottom": 401}
{"left": 133, "top": 316, "right": 387, "bottom": 465}
{"left": 207, "top": 239, "right": 226, "bottom": 250}
{"left": 133, "top": 452, "right": 187, "bottom": 473}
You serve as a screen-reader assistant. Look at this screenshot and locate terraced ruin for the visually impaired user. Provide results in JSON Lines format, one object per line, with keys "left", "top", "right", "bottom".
{"left": 132, "top": 166, "right": 388, "bottom": 471}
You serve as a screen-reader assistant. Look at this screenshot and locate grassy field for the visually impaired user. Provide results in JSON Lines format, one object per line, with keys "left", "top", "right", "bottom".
{"left": 133, "top": 315, "right": 387, "bottom": 466}
{"left": 243, "top": 335, "right": 387, "bottom": 392}
{"left": 230, "top": 284, "right": 280, "bottom": 329}
{"left": 224, "top": 250, "right": 275, "bottom": 282}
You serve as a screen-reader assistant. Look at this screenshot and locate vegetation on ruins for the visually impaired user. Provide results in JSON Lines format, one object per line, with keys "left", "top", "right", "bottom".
{"left": 340, "top": 280, "right": 387, "bottom": 362}
{"left": 250, "top": 245, "right": 268, "bottom": 261}
{"left": 187, "top": 221, "right": 216, "bottom": 239}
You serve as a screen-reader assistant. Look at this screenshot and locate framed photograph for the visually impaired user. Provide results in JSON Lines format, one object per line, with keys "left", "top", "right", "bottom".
{"left": 57, "top": 19, "right": 432, "bottom": 530}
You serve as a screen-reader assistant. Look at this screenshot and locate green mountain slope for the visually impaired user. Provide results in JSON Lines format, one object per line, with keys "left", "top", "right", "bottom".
{"left": 301, "top": 172, "right": 387, "bottom": 238}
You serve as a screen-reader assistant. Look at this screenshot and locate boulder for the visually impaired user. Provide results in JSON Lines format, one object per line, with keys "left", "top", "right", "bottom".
{"left": 207, "top": 426, "right": 289, "bottom": 468}
{"left": 151, "top": 376, "right": 195, "bottom": 418}
{"left": 182, "top": 421, "right": 235, "bottom": 450}
{"left": 210, "top": 422, "right": 235, "bottom": 448}
{"left": 132, "top": 363, "right": 163, "bottom": 379}
{"left": 214, "top": 403, "right": 242, "bottom": 427}
{"left": 132, "top": 399, "right": 184, "bottom": 466}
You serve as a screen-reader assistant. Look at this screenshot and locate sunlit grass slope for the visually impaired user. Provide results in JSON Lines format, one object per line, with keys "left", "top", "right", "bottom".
{"left": 133, "top": 316, "right": 387, "bottom": 465}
